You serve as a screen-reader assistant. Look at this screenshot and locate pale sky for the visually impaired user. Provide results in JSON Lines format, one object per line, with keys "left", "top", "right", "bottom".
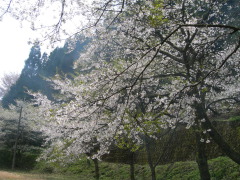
{"left": 0, "top": 15, "right": 33, "bottom": 79}
{"left": 0, "top": 3, "right": 68, "bottom": 80}
{"left": 0, "top": 1, "right": 90, "bottom": 80}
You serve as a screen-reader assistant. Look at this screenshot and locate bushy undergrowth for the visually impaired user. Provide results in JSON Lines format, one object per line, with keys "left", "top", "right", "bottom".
{"left": 0, "top": 149, "right": 39, "bottom": 170}
{"left": 33, "top": 156, "right": 240, "bottom": 180}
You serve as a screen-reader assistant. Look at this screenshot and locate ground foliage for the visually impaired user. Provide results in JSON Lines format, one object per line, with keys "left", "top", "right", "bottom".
{"left": 32, "top": 156, "right": 240, "bottom": 180}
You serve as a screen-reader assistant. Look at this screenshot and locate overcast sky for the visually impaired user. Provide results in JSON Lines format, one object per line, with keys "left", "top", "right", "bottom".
{"left": 0, "top": 1, "right": 91, "bottom": 81}
{"left": 0, "top": 15, "right": 34, "bottom": 79}
{"left": 0, "top": 4, "right": 67, "bottom": 80}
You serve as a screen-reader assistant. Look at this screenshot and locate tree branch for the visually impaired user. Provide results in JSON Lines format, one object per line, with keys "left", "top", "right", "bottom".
{"left": 180, "top": 24, "right": 240, "bottom": 33}
{"left": 0, "top": 0, "right": 13, "bottom": 19}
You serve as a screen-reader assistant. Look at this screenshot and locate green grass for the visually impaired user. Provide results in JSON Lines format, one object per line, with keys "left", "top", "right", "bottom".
{"left": 153, "top": 157, "right": 240, "bottom": 180}
{"left": 227, "top": 116, "right": 240, "bottom": 122}
{"left": 28, "top": 156, "right": 240, "bottom": 180}
{"left": 214, "top": 115, "right": 240, "bottom": 122}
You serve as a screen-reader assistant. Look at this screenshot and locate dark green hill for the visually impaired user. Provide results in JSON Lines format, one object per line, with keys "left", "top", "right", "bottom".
{"left": 1, "top": 38, "right": 88, "bottom": 108}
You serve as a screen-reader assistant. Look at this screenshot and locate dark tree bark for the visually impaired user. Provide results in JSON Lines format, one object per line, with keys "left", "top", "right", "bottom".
{"left": 93, "top": 158, "right": 100, "bottom": 180}
{"left": 194, "top": 101, "right": 211, "bottom": 180}
{"left": 129, "top": 151, "right": 135, "bottom": 180}
{"left": 195, "top": 132, "right": 211, "bottom": 180}
{"left": 195, "top": 99, "right": 240, "bottom": 164}
{"left": 203, "top": 115, "right": 240, "bottom": 164}
{"left": 145, "top": 136, "right": 156, "bottom": 180}
{"left": 142, "top": 128, "right": 176, "bottom": 180}
{"left": 12, "top": 106, "right": 23, "bottom": 170}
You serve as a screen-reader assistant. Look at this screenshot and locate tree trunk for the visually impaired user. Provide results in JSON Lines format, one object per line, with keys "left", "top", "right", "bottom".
{"left": 129, "top": 151, "right": 135, "bottom": 180}
{"left": 149, "top": 165, "right": 156, "bottom": 180}
{"left": 194, "top": 102, "right": 211, "bottom": 180}
{"left": 203, "top": 114, "right": 240, "bottom": 164}
{"left": 195, "top": 96, "right": 240, "bottom": 164}
{"left": 93, "top": 158, "right": 100, "bottom": 180}
{"left": 145, "top": 137, "right": 156, "bottom": 180}
{"left": 195, "top": 132, "right": 211, "bottom": 180}
{"left": 12, "top": 106, "right": 23, "bottom": 170}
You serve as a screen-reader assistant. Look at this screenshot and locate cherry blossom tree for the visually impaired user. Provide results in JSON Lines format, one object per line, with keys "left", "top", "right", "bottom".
{"left": 8, "top": 0, "right": 238, "bottom": 179}
{"left": 0, "top": 72, "right": 19, "bottom": 98}
{"left": 37, "top": 1, "right": 240, "bottom": 179}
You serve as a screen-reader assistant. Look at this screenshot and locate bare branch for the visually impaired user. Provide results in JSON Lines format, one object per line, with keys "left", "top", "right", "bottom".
{"left": 206, "top": 97, "right": 240, "bottom": 110}
{"left": 180, "top": 24, "right": 240, "bottom": 33}
{"left": 94, "top": 0, "right": 113, "bottom": 26}
{"left": 0, "top": 0, "right": 13, "bottom": 19}
{"left": 107, "top": 0, "right": 125, "bottom": 28}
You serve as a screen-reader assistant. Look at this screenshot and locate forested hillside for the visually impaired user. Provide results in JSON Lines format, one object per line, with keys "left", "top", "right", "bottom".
{"left": 1, "top": 39, "right": 88, "bottom": 108}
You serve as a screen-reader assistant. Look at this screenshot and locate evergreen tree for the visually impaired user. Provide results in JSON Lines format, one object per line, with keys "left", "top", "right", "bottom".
{"left": 1, "top": 38, "right": 88, "bottom": 108}
{"left": 1, "top": 45, "right": 43, "bottom": 107}
{"left": 42, "top": 39, "right": 88, "bottom": 77}
{"left": 22, "top": 44, "right": 42, "bottom": 77}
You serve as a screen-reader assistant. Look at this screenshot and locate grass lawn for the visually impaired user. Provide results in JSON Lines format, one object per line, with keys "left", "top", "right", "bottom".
{"left": 0, "top": 156, "right": 239, "bottom": 180}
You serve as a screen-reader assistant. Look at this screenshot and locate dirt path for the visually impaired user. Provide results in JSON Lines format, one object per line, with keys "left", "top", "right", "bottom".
{"left": 0, "top": 171, "right": 43, "bottom": 180}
